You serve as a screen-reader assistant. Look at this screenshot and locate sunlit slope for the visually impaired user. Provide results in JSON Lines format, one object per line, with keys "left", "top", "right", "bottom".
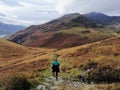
{"left": 0, "top": 36, "right": 119, "bottom": 79}
{"left": 0, "top": 39, "right": 55, "bottom": 76}
{"left": 0, "top": 38, "right": 29, "bottom": 59}
{"left": 56, "top": 36, "right": 120, "bottom": 74}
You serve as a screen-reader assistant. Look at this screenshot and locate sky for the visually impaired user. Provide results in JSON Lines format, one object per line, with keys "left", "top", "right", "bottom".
{"left": 0, "top": 0, "right": 120, "bottom": 26}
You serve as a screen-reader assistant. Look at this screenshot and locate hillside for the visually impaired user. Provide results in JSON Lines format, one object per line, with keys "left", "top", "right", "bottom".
{"left": 0, "top": 38, "right": 29, "bottom": 57}
{"left": 0, "top": 22, "right": 25, "bottom": 37}
{"left": 0, "top": 38, "right": 30, "bottom": 67}
{"left": 57, "top": 36, "right": 120, "bottom": 69}
{"left": 0, "top": 36, "right": 120, "bottom": 90}
{"left": 0, "top": 39, "right": 56, "bottom": 77}
{"left": 0, "top": 36, "right": 120, "bottom": 80}
{"left": 8, "top": 13, "right": 119, "bottom": 49}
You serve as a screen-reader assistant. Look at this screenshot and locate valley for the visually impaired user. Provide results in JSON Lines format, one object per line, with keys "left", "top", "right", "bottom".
{"left": 0, "top": 12, "right": 120, "bottom": 90}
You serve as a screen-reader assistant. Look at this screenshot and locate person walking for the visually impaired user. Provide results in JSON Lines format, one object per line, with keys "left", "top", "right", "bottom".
{"left": 52, "top": 56, "right": 60, "bottom": 81}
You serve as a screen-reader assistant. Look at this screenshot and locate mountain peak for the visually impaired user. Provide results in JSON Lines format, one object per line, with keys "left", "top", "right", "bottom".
{"left": 85, "top": 12, "right": 120, "bottom": 25}
{"left": 46, "top": 13, "right": 96, "bottom": 30}
{"left": 86, "top": 12, "right": 109, "bottom": 17}
{"left": 48, "top": 13, "right": 81, "bottom": 23}
{"left": 24, "top": 13, "right": 96, "bottom": 33}
{"left": 61, "top": 13, "right": 80, "bottom": 18}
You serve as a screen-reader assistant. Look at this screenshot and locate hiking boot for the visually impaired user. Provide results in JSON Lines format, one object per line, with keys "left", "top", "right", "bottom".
{"left": 56, "top": 77, "right": 58, "bottom": 81}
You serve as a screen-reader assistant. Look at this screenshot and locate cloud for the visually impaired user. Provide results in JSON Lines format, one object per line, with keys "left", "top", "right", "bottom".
{"left": 55, "top": 0, "right": 78, "bottom": 14}
{"left": 0, "top": 12, "right": 6, "bottom": 17}
{"left": 0, "top": 0, "right": 22, "bottom": 6}
{"left": 0, "top": 0, "right": 120, "bottom": 26}
{"left": 54, "top": 0, "right": 120, "bottom": 15}
{"left": 0, "top": 11, "right": 29, "bottom": 26}
{"left": 0, "top": 1, "right": 59, "bottom": 26}
{"left": 36, "top": 10, "right": 57, "bottom": 14}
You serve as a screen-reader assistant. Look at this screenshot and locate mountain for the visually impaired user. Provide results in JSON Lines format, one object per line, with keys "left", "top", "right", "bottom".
{"left": 0, "top": 22, "right": 25, "bottom": 37}
{"left": 9, "top": 13, "right": 119, "bottom": 49}
{"left": 86, "top": 12, "right": 120, "bottom": 26}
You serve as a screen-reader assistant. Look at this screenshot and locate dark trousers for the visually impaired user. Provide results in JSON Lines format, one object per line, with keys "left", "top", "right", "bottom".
{"left": 53, "top": 71, "right": 58, "bottom": 80}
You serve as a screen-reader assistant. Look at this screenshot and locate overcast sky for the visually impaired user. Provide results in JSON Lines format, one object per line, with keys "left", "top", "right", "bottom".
{"left": 0, "top": 0, "right": 120, "bottom": 26}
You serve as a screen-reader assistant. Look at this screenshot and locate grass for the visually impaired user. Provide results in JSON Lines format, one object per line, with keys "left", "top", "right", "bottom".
{"left": 58, "top": 27, "right": 119, "bottom": 41}
{"left": 0, "top": 36, "right": 120, "bottom": 89}
{"left": 59, "top": 83, "right": 120, "bottom": 90}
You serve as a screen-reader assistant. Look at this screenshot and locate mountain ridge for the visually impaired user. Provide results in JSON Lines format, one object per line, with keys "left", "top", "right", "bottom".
{"left": 0, "top": 22, "right": 25, "bottom": 36}
{"left": 8, "top": 12, "right": 120, "bottom": 49}
{"left": 86, "top": 12, "right": 120, "bottom": 26}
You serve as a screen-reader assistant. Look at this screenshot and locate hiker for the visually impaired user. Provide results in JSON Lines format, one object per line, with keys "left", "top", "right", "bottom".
{"left": 51, "top": 55, "right": 60, "bottom": 81}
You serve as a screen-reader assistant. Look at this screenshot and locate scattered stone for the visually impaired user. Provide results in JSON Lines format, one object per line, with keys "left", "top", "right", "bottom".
{"left": 36, "top": 85, "right": 46, "bottom": 90}
{"left": 43, "top": 82, "right": 52, "bottom": 87}
{"left": 50, "top": 86, "right": 59, "bottom": 90}
{"left": 45, "top": 76, "right": 64, "bottom": 86}
{"left": 54, "top": 77, "right": 64, "bottom": 85}
{"left": 45, "top": 78, "right": 53, "bottom": 83}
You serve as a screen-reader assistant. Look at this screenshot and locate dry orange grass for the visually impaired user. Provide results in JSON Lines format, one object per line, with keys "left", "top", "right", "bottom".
{"left": 55, "top": 36, "right": 120, "bottom": 74}
{"left": 0, "top": 39, "right": 56, "bottom": 79}
{"left": 0, "top": 36, "right": 120, "bottom": 81}
{"left": 59, "top": 83, "right": 120, "bottom": 90}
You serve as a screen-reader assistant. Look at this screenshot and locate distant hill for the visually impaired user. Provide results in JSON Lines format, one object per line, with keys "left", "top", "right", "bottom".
{"left": 9, "top": 13, "right": 119, "bottom": 49}
{"left": 0, "top": 22, "right": 25, "bottom": 36}
{"left": 86, "top": 12, "right": 120, "bottom": 26}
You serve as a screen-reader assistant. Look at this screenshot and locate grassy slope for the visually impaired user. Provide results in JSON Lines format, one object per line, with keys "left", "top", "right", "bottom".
{"left": 0, "top": 36, "right": 119, "bottom": 82}
{"left": 9, "top": 26, "right": 120, "bottom": 49}
{"left": 0, "top": 39, "right": 56, "bottom": 79}
{"left": 0, "top": 36, "right": 120, "bottom": 89}
{"left": 56, "top": 36, "right": 120, "bottom": 77}
{"left": 38, "top": 27, "right": 119, "bottom": 49}
{"left": 58, "top": 27, "right": 119, "bottom": 39}
{"left": 0, "top": 36, "right": 120, "bottom": 76}
{"left": 0, "top": 38, "right": 30, "bottom": 67}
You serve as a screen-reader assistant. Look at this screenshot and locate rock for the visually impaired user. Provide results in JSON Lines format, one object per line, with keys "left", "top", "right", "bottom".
{"left": 36, "top": 85, "right": 46, "bottom": 90}
{"left": 48, "top": 76, "right": 56, "bottom": 80}
{"left": 50, "top": 86, "right": 59, "bottom": 90}
{"left": 45, "top": 76, "right": 64, "bottom": 85}
{"left": 45, "top": 78, "right": 52, "bottom": 83}
{"left": 43, "top": 82, "right": 52, "bottom": 87}
{"left": 54, "top": 77, "right": 64, "bottom": 85}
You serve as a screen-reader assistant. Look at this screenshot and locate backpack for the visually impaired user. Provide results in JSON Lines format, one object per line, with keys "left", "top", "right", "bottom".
{"left": 52, "top": 60, "right": 59, "bottom": 66}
